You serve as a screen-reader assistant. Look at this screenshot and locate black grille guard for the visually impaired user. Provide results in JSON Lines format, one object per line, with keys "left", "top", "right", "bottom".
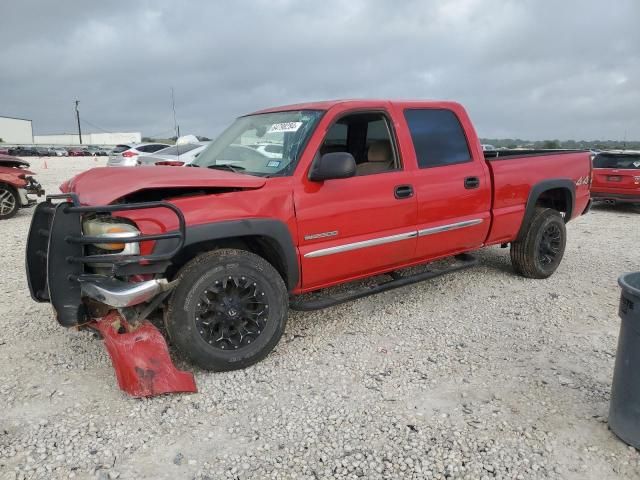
{"left": 25, "top": 192, "right": 185, "bottom": 327}
{"left": 51, "top": 193, "right": 186, "bottom": 265}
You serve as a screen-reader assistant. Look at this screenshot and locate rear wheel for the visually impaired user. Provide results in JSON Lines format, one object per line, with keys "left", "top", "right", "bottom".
{"left": 166, "top": 249, "right": 288, "bottom": 371}
{"left": 510, "top": 208, "right": 566, "bottom": 279}
{"left": 0, "top": 184, "right": 19, "bottom": 220}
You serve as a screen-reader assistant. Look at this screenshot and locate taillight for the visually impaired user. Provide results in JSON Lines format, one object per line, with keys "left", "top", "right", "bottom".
{"left": 122, "top": 150, "right": 137, "bottom": 157}
{"left": 155, "top": 161, "right": 184, "bottom": 166}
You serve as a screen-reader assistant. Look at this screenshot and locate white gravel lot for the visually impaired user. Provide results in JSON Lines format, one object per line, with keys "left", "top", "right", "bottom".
{"left": 1, "top": 157, "right": 640, "bottom": 480}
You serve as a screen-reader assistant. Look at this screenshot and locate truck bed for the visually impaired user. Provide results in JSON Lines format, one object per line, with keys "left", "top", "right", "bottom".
{"left": 483, "top": 150, "right": 592, "bottom": 245}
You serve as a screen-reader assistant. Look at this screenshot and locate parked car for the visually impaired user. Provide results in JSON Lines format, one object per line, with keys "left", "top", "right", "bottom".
{"left": 34, "top": 147, "right": 50, "bottom": 156}
{"left": 8, "top": 146, "right": 38, "bottom": 157}
{"left": 591, "top": 151, "right": 640, "bottom": 205}
{"left": 107, "top": 143, "right": 170, "bottom": 167}
{"left": 0, "top": 155, "right": 44, "bottom": 219}
{"left": 51, "top": 147, "right": 68, "bottom": 157}
{"left": 67, "top": 147, "right": 91, "bottom": 157}
{"left": 137, "top": 143, "right": 209, "bottom": 166}
{"left": 86, "top": 145, "right": 109, "bottom": 156}
{"left": 26, "top": 100, "right": 592, "bottom": 396}
{"left": 0, "top": 146, "right": 10, "bottom": 155}
{"left": 248, "top": 143, "right": 284, "bottom": 158}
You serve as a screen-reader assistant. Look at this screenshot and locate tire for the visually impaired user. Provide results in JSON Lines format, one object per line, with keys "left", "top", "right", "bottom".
{"left": 510, "top": 208, "right": 567, "bottom": 279}
{"left": 0, "top": 184, "right": 19, "bottom": 220}
{"left": 165, "top": 248, "right": 288, "bottom": 371}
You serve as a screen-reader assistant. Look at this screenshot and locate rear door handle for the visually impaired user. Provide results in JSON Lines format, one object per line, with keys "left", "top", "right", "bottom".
{"left": 394, "top": 184, "right": 414, "bottom": 199}
{"left": 464, "top": 176, "right": 480, "bottom": 189}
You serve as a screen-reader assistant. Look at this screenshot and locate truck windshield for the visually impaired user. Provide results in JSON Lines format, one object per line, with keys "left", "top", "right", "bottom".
{"left": 191, "top": 110, "right": 323, "bottom": 176}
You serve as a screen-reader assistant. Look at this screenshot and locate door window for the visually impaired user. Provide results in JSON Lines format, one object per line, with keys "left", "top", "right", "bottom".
{"left": 319, "top": 112, "right": 399, "bottom": 175}
{"left": 404, "top": 109, "right": 471, "bottom": 168}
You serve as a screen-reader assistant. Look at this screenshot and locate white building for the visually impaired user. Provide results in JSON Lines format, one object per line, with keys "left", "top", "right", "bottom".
{"left": 33, "top": 132, "right": 142, "bottom": 146}
{"left": 0, "top": 115, "right": 34, "bottom": 144}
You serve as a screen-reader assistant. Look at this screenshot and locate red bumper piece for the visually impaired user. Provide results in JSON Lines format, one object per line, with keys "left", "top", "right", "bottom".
{"left": 94, "top": 311, "right": 197, "bottom": 397}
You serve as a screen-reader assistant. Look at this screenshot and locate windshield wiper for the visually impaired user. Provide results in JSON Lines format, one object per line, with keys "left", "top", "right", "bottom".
{"left": 207, "top": 164, "right": 246, "bottom": 174}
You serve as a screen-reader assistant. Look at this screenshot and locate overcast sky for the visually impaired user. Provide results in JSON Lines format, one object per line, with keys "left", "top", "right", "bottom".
{"left": 1, "top": 0, "right": 638, "bottom": 140}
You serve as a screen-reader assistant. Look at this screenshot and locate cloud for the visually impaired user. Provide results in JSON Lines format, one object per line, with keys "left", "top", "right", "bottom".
{"left": 1, "top": 0, "right": 638, "bottom": 140}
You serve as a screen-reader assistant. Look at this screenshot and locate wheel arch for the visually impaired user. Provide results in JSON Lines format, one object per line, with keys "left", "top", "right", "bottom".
{"left": 516, "top": 179, "right": 575, "bottom": 241}
{"left": 165, "top": 219, "right": 299, "bottom": 291}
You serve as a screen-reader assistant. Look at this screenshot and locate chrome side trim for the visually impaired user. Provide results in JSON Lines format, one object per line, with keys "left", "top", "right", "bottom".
{"left": 304, "top": 231, "right": 417, "bottom": 258}
{"left": 417, "top": 218, "right": 483, "bottom": 237}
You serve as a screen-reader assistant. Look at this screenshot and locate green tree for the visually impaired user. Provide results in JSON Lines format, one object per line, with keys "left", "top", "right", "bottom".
{"left": 542, "top": 140, "right": 560, "bottom": 149}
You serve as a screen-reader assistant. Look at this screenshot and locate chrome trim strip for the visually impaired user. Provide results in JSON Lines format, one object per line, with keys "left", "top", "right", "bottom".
{"left": 304, "top": 231, "right": 417, "bottom": 258}
{"left": 417, "top": 218, "right": 483, "bottom": 237}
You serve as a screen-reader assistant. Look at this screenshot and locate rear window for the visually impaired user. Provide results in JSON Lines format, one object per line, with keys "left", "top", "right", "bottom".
{"left": 112, "top": 145, "right": 130, "bottom": 153}
{"left": 404, "top": 109, "right": 471, "bottom": 168}
{"left": 144, "top": 144, "right": 169, "bottom": 153}
{"left": 593, "top": 154, "right": 640, "bottom": 169}
{"left": 154, "top": 144, "right": 200, "bottom": 156}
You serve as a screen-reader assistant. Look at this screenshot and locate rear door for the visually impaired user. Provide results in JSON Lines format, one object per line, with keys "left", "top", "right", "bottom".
{"left": 394, "top": 105, "right": 492, "bottom": 260}
{"left": 294, "top": 106, "right": 418, "bottom": 290}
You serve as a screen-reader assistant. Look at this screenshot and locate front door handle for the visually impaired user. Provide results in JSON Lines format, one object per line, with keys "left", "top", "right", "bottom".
{"left": 464, "top": 176, "right": 480, "bottom": 189}
{"left": 394, "top": 184, "right": 414, "bottom": 199}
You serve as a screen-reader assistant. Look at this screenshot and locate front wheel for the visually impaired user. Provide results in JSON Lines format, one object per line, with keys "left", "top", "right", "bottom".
{"left": 0, "top": 184, "right": 19, "bottom": 220}
{"left": 166, "top": 249, "right": 288, "bottom": 371}
{"left": 510, "top": 208, "right": 567, "bottom": 279}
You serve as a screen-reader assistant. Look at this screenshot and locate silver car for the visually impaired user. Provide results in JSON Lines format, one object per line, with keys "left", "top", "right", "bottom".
{"left": 136, "top": 143, "right": 209, "bottom": 166}
{"left": 107, "top": 143, "right": 170, "bottom": 167}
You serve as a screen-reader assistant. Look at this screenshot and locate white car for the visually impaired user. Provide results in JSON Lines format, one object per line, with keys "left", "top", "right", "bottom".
{"left": 137, "top": 143, "right": 209, "bottom": 166}
{"left": 107, "top": 143, "right": 170, "bottom": 167}
{"left": 249, "top": 143, "right": 283, "bottom": 158}
{"left": 51, "top": 147, "right": 68, "bottom": 157}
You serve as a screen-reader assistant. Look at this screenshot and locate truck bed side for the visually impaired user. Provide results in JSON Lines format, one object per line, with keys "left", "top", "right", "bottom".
{"left": 484, "top": 151, "right": 591, "bottom": 245}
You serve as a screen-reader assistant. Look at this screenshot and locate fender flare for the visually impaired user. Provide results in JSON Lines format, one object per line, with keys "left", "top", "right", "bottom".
{"left": 179, "top": 218, "right": 299, "bottom": 291}
{"left": 516, "top": 179, "right": 575, "bottom": 241}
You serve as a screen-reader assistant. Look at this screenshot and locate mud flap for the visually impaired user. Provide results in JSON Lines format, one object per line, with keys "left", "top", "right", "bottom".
{"left": 94, "top": 311, "right": 197, "bottom": 397}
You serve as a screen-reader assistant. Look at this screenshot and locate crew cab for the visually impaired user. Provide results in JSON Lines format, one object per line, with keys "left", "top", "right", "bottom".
{"left": 591, "top": 151, "right": 640, "bottom": 205}
{"left": 26, "top": 100, "right": 591, "bottom": 385}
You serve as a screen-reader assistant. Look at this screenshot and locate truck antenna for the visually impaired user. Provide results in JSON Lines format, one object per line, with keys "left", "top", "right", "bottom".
{"left": 171, "top": 87, "right": 180, "bottom": 139}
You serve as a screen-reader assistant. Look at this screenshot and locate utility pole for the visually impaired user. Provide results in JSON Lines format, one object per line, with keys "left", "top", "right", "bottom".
{"left": 75, "top": 100, "right": 83, "bottom": 145}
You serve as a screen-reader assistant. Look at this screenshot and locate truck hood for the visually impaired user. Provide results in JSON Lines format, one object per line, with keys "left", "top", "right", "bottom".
{"left": 60, "top": 166, "right": 266, "bottom": 205}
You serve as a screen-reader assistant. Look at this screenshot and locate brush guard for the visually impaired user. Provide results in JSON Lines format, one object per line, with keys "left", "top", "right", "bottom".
{"left": 25, "top": 193, "right": 197, "bottom": 397}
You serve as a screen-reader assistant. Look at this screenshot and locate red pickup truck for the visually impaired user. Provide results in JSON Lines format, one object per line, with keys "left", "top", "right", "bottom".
{"left": 26, "top": 100, "right": 591, "bottom": 395}
{"left": 591, "top": 151, "right": 640, "bottom": 205}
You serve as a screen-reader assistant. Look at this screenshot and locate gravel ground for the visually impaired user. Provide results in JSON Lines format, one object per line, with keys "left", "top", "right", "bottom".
{"left": 1, "top": 157, "right": 640, "bottom": 480}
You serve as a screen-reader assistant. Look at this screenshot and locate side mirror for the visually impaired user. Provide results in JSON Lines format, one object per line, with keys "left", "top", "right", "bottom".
{"left": 308, "top": 152, "right": 356, "bottom": 182}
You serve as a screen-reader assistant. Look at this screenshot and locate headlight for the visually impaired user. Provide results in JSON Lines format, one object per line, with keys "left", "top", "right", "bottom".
{"left": 82, "top": 217, "right": 140, "bottom": 254}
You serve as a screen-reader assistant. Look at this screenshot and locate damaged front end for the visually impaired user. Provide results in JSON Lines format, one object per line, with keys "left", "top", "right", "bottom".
{"left": 25, "top": 193, "right": 196, "bottom": 397}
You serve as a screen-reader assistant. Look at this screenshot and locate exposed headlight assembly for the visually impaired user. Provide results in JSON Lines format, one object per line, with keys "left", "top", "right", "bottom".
{"left": 82, "top": 217, "right": 140, "bottom": 254}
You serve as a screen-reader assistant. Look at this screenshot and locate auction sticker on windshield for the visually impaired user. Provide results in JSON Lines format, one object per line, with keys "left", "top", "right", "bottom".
{"left": 268, "top": 122, "right": 302, "bottom": 133}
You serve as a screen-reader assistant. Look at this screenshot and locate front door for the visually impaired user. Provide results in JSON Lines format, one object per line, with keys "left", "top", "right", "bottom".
{"left": 294, "top": 109, "right": 418, "bottom": 290}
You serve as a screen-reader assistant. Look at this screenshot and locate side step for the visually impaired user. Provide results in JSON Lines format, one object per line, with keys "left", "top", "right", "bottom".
{"left": 290, "top": 253, "right": 478, "bottom": 311}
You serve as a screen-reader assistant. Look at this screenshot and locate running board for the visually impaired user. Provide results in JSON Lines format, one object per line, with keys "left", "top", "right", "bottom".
{"left": 290, "top": 254, "right": 478, "bottom": 311}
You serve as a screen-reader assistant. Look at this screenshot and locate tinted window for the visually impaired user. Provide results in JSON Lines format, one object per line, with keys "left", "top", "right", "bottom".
{"left": 139, "top": 144, "right": 168, "bottom": 153}
{"left": 154, "top": 144, "right": 200, "bottom": 156}
{"left": 593, "top": 154, "right": 640, "bottom": 169}
{"left": 404, "top": 109, "right": 471, "bottom": 168}
{"left": 265, "top": 144, "right": 283, "bottom": 154}
{"left": 112, "top": 145, "right": 130, "bottom": 153}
